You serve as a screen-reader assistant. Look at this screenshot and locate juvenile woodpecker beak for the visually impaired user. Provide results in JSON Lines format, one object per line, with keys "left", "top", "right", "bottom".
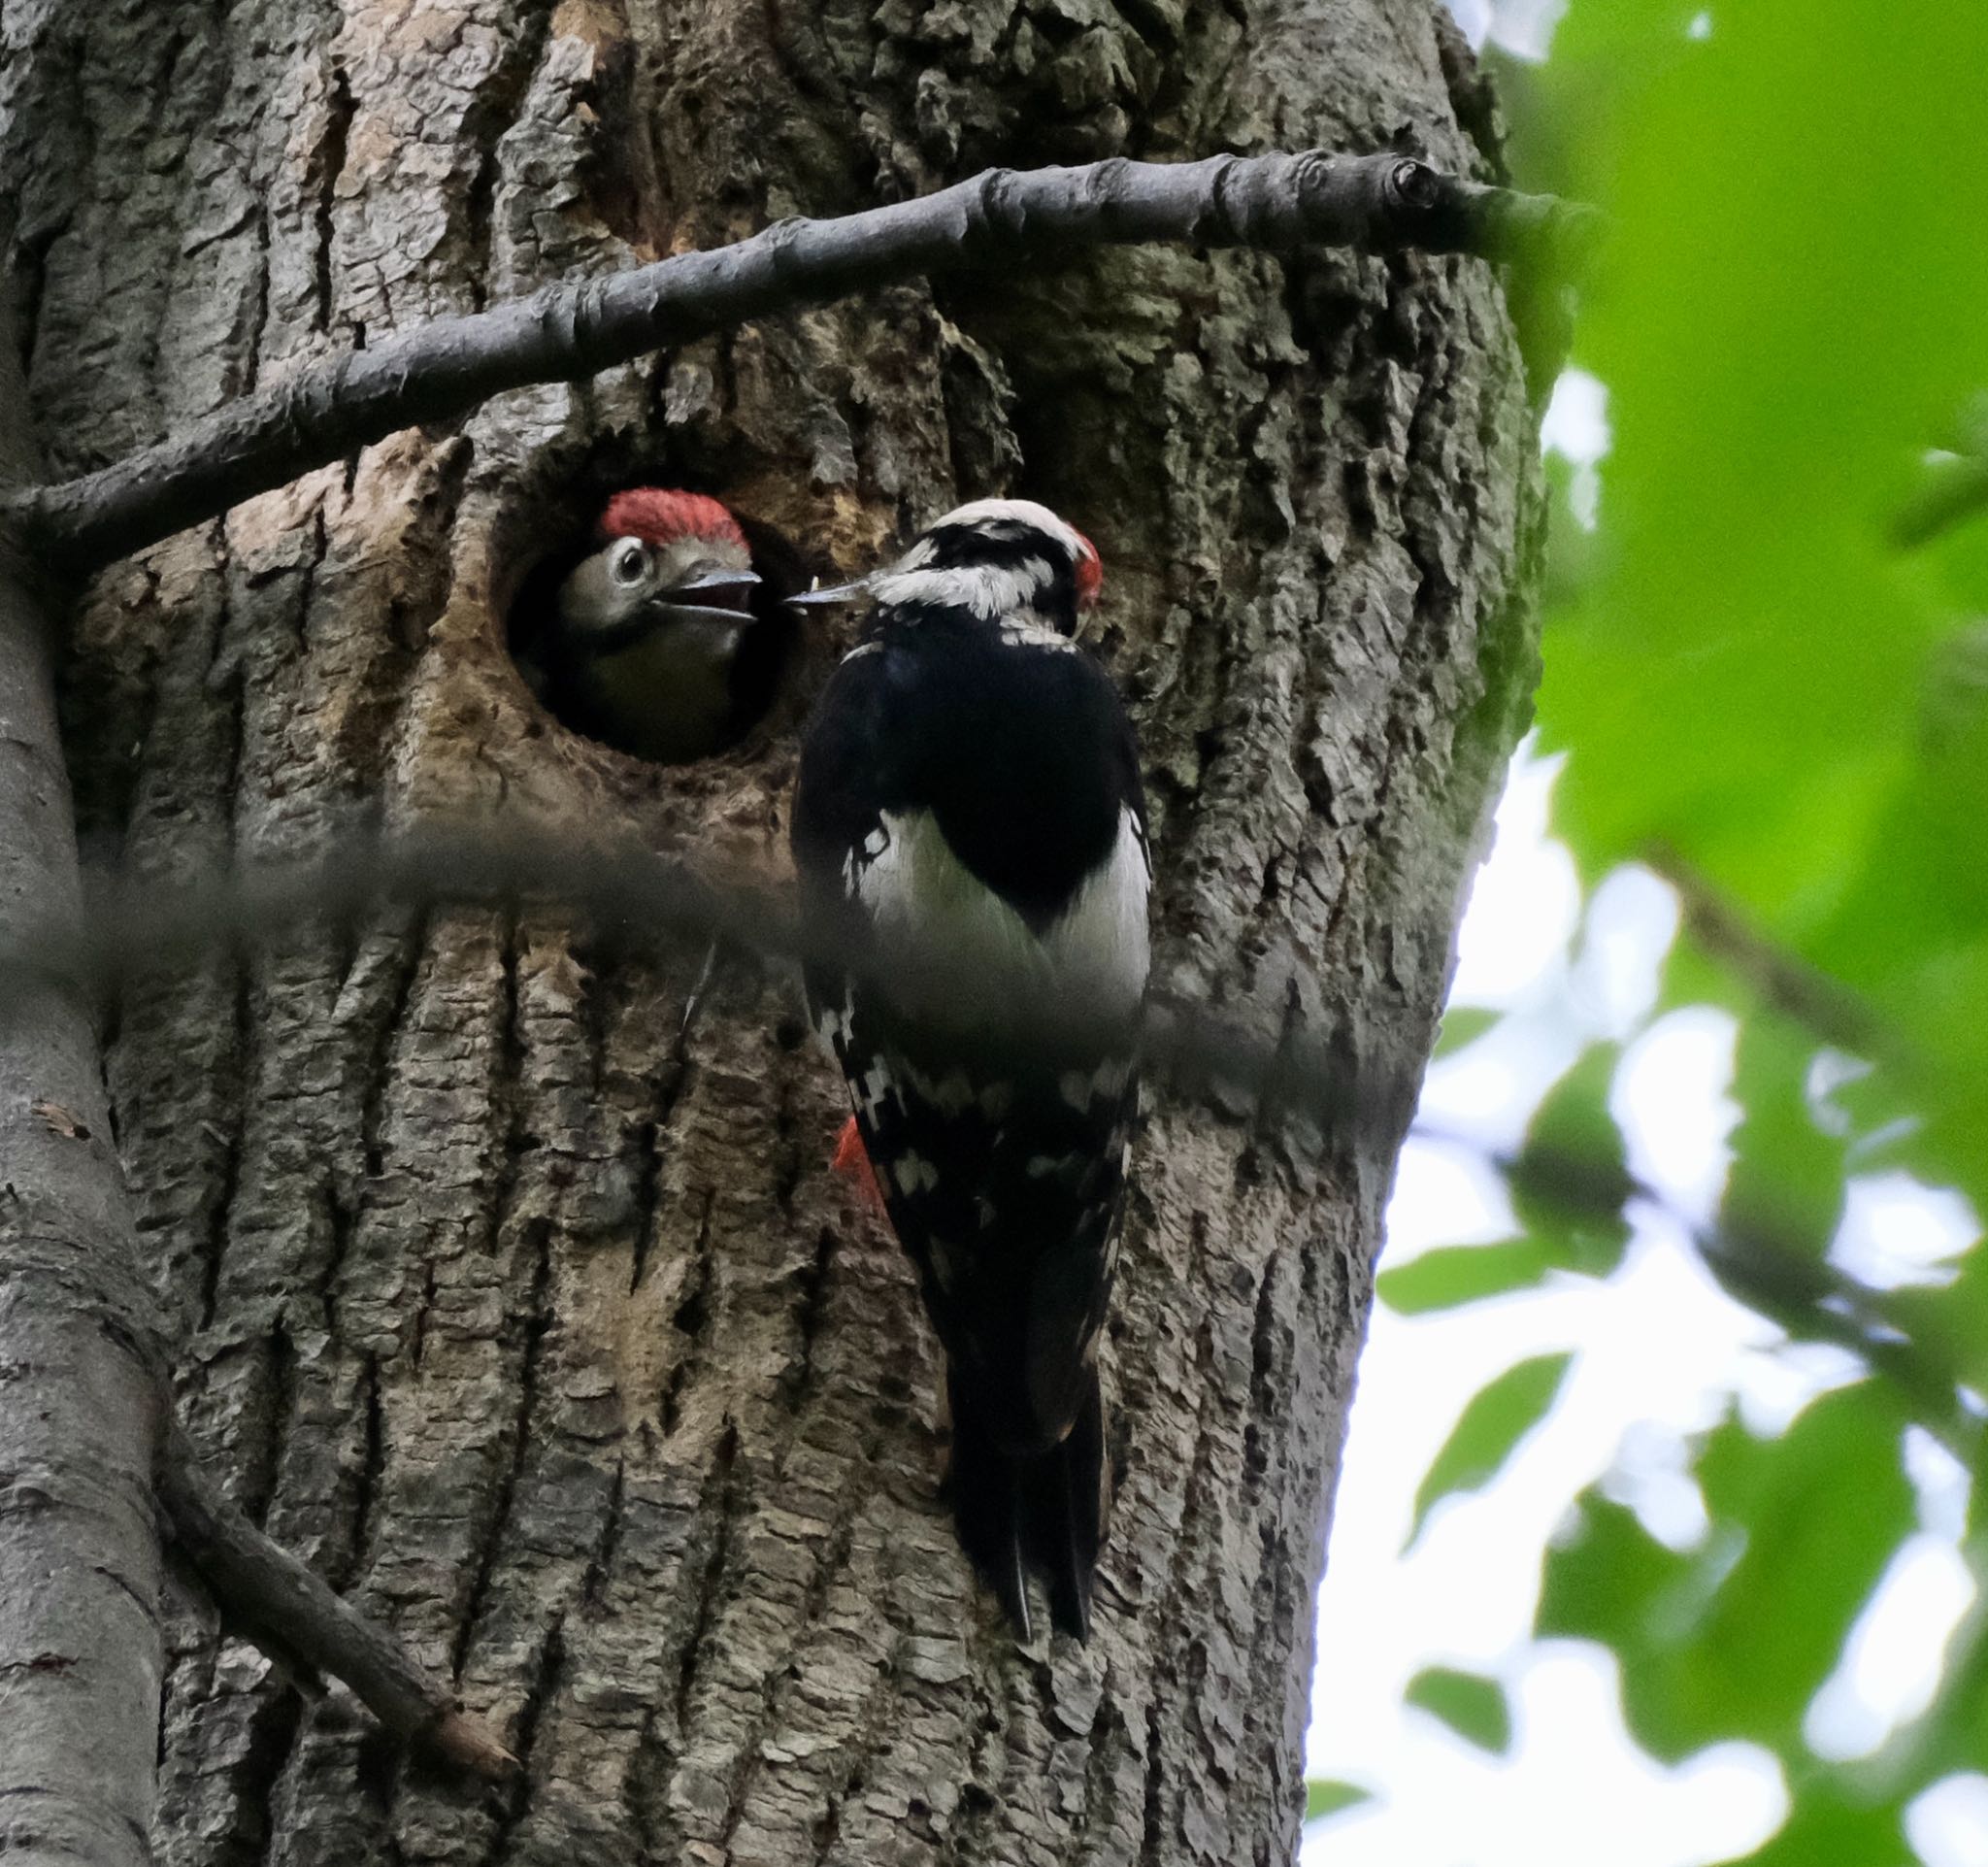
{"left": 661, "top": 565, "right": 761, "bottom": 624}
{"left": 783, "top": 578, "right": 870, "bottom": 612}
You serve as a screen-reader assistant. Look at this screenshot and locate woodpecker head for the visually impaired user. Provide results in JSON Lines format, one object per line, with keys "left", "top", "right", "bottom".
{"left": 539, "top": 489, "right": 764, "bottom": 763}
{"left": 793, "top": 497, "right": 1103, "bottom": 635}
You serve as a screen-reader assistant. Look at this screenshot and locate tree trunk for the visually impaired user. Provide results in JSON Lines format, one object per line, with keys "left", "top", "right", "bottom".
{"left": 1, "top": 0, "right": 1540, "bottom": 1861}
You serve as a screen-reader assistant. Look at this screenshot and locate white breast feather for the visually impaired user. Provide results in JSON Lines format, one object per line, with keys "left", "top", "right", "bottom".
{"left": 854, "top": 805, "right": 1149, "bottom": 1023}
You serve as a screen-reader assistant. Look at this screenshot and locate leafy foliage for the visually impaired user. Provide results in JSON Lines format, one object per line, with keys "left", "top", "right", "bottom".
{"left": 1317, "top": 0, "right": 1988, "bottom": 1853}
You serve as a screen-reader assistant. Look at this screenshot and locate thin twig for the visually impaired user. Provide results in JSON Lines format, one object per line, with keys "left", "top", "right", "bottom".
{"left": 2, "top": 151, "right": 1597, "bottom": 568}
{"left": 1643, "top": 842, "right": 1891, "bottom": 1059}
{"left": 1417, "top": 1121, "right": 1979, "bottom": 1460}
{"left": 157, "top": 1421, "right": 518, "bottom": 1782}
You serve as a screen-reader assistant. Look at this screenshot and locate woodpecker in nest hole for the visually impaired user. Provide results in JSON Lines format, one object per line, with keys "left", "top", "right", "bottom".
{"left": 790, "top": 498, "right": 1148, "bottom": 1642}
{"left": 526, "top": 489, "right": 765, "bottom": 764}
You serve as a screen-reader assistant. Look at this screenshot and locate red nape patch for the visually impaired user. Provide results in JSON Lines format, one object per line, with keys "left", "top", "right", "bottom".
{"left": 1073, "top": 530, "right": 1104, "bottom": 610}
{"left": 831, "top": 1116, "right": 889, "bottom": 1217}
{"left": 600, "top": 488, "right": 747, "bottom": 550}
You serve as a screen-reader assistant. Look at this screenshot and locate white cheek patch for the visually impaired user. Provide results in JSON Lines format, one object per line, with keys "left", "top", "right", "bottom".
{"left": 872, "top": 561, "right": 1049, "bottom": 622}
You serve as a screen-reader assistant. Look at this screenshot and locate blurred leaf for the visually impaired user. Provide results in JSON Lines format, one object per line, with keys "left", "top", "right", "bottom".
{"left": 1433, "top": 1006, "right": 1501, "bottom": 1058}
{"left": 1715, "top": 1787, "right": 1905, "bottom": 1866}
{"left": 1528, "top": 0, "right": 1988, "bottom": 1235}
{"left": 1408, "top": 1351, "right": 1573, "bottom": 1550}
{"left": 1404, "top": 1667, "right": 1514, "bottom": 1755}
{"left": 1508, "top": 1045, "right": 1635, "bottom": 1277}
{"left": 1540, "top": 1384, "right": 1913, "bottom": 1760}
{"left": 1719, "top": 1019, "right": 1844, "bottom": 1261}
{"left": 1302, "top": 1780, "right": 1372, "bottom": 1823}
{"left": 1377, "top": 1238, "right": 1560, "bottom": 1315}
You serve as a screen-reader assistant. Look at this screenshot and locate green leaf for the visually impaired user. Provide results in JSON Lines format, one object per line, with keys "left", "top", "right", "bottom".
{"left": 1407, "top": 1352, "right": 1573, "bottom": 1550}
{"left": 1539, "top": 1385, "right": 1914, "bottom": 1761}
{"left": 1720, "top": 1018, "right": 1844, "bottom": 1260}
{"left": 1432, "top": 1006, "right": 1501, "bottom": 1059}
{"left": 1715, "top": 1787, "right": 1905, "bottom": 1866}
{"left": 1302, "top": 1780, "right": 1372, "bottom": 1824}
{"left": 1404, "top": 1667, "right": 1513, "bottom": 1755}
{"left": 1508, "top": 1046, "right": 1635, "bottom": 1279}
{"left": 1376, "top": 1238, "right": 1561, "bottom": 1315}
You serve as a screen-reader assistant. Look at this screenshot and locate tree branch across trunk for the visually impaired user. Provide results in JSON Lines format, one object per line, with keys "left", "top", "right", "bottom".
{"left": 2, "top": 150, "right": 1590, "bottom": 570}
{"left": 156, "top": 1424, "right": 518, "bottom": 1783}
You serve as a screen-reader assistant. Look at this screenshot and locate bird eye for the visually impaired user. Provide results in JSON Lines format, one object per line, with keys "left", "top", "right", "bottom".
{"left": 610, "top": 540, "right": 650, "bottom": 586}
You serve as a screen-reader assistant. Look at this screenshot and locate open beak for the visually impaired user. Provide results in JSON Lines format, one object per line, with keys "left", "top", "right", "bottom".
{"left": 659, "top": 565, "right": 761, "bottom": 625}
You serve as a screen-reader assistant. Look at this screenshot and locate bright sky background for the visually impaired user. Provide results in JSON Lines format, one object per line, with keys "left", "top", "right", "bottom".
{"left": 1295, "top": 366, "right": 1986, "bottom": 1865}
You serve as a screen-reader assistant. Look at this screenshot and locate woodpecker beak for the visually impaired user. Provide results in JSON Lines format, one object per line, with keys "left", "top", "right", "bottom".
{"left": 783, "top": 579, "right": 870, "bottom": 612}
{"left": 658, "top": 565, "right": 761, "bottom": 625}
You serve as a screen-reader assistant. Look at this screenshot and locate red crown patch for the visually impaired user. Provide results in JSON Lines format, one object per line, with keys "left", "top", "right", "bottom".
{"left": 600, "top": 489, "right": 747, "bottom": 550}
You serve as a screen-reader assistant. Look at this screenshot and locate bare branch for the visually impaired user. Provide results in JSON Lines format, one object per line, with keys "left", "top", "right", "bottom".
{"left": 10, "top": 810, "right": 1967, "bottom": 1497}
{"left": 3, "top": 151, "right": 1596, "bottom": 568}
{"left": 156, "top": 1422, "right": 518, "bottom": 1783}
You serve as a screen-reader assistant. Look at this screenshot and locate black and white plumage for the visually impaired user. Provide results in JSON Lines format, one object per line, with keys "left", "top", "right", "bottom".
{"left": 790, "top": 497, "right": 1150, "bottom": 1642}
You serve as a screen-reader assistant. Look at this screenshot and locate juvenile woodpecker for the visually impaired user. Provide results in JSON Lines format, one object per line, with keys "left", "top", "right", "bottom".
{"left": 790, "top": 497, "right": 1149, "bottom": 1642}
{"left": 533, "top": 489, "right": 762, "bottom": 764}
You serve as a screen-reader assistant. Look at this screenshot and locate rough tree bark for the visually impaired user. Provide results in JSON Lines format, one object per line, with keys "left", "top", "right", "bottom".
{"left": 1, "top": 0, "right": 1540, "bottom": 1862}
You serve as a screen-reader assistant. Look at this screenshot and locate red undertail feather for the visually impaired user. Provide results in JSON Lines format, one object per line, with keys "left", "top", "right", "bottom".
{"left": 831, "top": 1116, "right": 889, "bottom": 1216}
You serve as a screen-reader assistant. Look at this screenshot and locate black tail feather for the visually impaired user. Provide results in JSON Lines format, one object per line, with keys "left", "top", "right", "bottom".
{"left": 945, "top": 1366, "right": 1107, "bottom": 1643}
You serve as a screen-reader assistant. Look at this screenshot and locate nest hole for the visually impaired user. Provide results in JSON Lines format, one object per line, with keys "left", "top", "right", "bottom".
{"left": 503, "top": 475, "right": 814, "bottom": 767}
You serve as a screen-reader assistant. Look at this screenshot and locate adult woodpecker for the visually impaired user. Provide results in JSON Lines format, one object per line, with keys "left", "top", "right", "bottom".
{"left": 790, "top": 497, "right": 1149, "bottom": 1642}
{"left": 526, "top": 489, "right": 763, "bottom": 764}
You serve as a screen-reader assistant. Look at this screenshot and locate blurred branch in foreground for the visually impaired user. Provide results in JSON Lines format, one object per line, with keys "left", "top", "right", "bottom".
{"left": 7, "top": 817, "right": 1971, "bottom": 1461}
{"left": 8, "top": 817, "right": 1406, "bottom": 1150}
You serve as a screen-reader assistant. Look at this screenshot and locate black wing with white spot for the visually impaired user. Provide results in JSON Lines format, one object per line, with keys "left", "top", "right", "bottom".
{"left": 792, "top": 585, "right": 1149, "bottom": 1641}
